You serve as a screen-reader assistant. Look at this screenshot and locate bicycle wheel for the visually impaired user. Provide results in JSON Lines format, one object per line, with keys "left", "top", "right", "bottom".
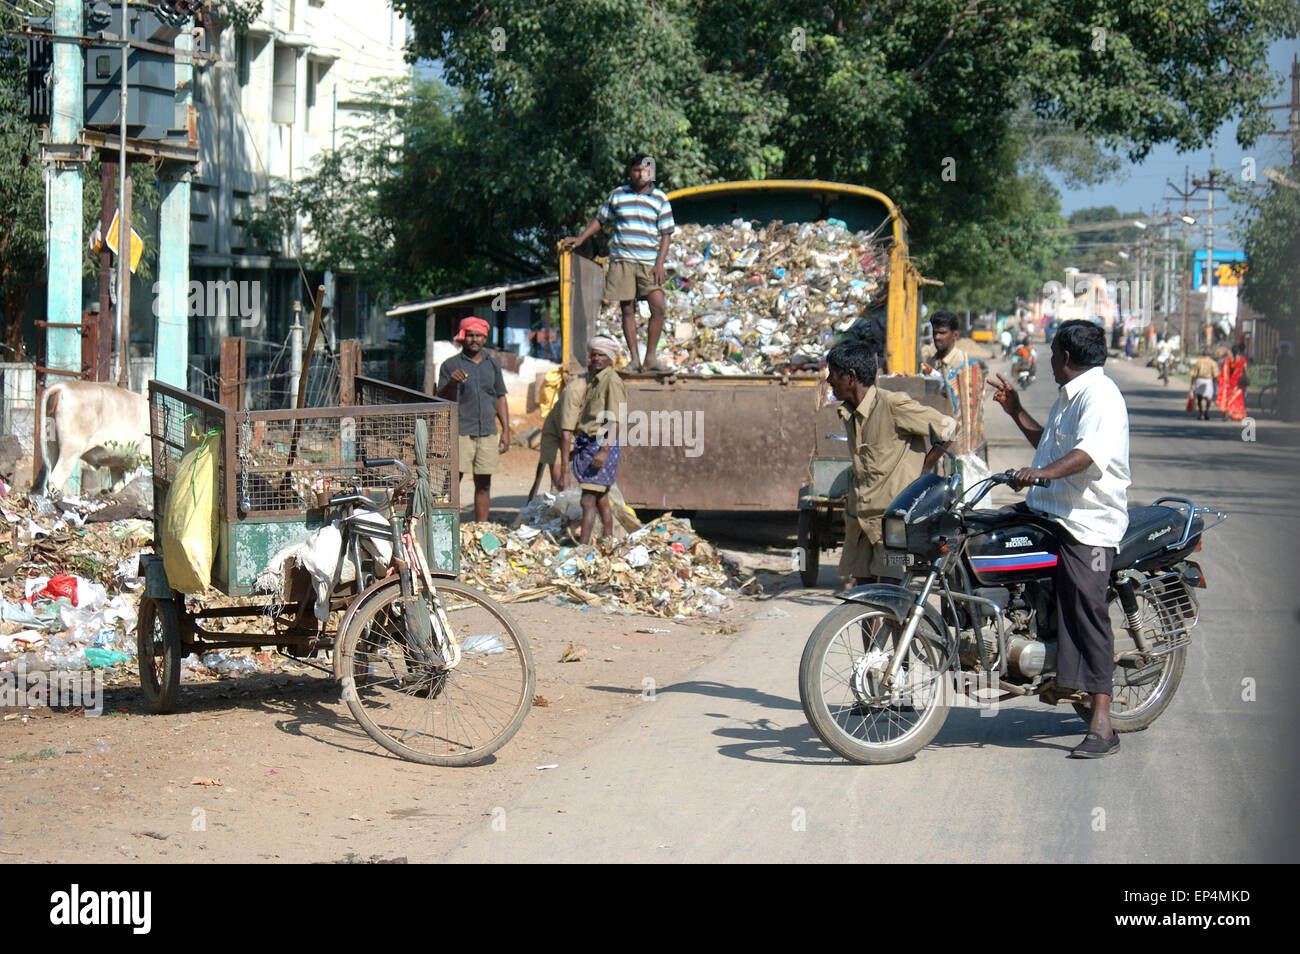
{"left": 799, "top": 604, "right": 950, "bottom": 764}
{"left": 338, "top": 580, "right": 535, "bottom": 766}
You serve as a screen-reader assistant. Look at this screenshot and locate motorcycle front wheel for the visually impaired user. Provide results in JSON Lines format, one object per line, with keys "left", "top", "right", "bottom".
{"left": 799, "top": 604, "right": 950, "bottom": 764}
{"left": 1072, "top": 585, "right": 1186, "bottom": 732}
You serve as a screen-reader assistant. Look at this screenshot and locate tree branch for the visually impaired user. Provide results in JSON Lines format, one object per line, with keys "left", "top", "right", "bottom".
{"left": 910, "top": 0, "right": 992, "bottom": 82}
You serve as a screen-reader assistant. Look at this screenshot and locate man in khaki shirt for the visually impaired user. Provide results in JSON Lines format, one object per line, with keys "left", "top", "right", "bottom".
{"left": 564, "top": 337, "right": 629, "bottom": 543}
{"left": 827, "top": 340, "right": 957, "bottom": 584}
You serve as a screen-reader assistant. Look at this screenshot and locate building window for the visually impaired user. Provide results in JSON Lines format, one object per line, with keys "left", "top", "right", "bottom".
{"left": 272, "top": 45, "right": 297, "bottom": 125}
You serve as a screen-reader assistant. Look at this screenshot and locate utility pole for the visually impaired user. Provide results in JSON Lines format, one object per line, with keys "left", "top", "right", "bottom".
{"left": 1262, "top": 55, "right": 1299, "bottom": 165}
{"left": 116, "top": 0, "right": 131, "bottom": 388}
{"left": 1166, "top": 168, "right": 1197, "bottom": 353}
{"left": 1194, "top": 158, "right": 1226, "bottom": 351}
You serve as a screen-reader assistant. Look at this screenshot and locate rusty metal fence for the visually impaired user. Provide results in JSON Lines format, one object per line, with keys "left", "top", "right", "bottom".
{"left": 150, "top": 375, "right": 457, "bottom": 527}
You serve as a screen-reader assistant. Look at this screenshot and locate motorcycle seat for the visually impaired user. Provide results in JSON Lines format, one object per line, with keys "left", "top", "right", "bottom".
{"left": 1114, "top": 506, "right": 1203, "bottom": 570}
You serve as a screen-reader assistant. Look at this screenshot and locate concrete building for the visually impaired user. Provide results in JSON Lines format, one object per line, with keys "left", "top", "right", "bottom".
{"left": 188, "top": 0, "right": 411, "bottom": 379}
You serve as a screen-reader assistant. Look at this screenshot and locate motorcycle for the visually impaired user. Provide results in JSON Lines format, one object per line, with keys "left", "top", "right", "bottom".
{"left": 798, "top": 454, "right": 1227, "bottom": 764}
{"left": 1015, "top": 363, "right": 1033, "bottom": 390}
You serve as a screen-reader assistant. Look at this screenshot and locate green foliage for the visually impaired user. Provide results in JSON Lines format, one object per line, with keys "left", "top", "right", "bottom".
{"left": 0, "top": 7, "right": 160, "bottom": 358}
{"left": 366, "top": 1, "right": 1298, "bottom": 309}
{"left": 1236, "top": 160, "right": 1300, "bottom": 330}
{"left": 205, "top": 1, "right": 265, "bottom": 35}
{"left": 0, "top": 7, "right": 47, "bottom": 355}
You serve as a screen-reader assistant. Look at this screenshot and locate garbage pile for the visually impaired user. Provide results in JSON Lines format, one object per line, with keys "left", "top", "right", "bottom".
{"left": 459, "top": 493, "right": 757, "bottom": 617}
{"left": 0, "top": 486, "right": 155, "bottom": 675}
{"left": 596, "top": 218, "right": 892, "bottom": 373}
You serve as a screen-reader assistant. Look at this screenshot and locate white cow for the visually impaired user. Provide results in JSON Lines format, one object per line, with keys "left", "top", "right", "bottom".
{"left": 39, "top": 381, "right": 151, "bottom": 494}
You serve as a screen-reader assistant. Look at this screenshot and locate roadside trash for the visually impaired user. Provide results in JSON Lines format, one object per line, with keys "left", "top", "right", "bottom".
{"left": 459, "top": 513, "right": 756, "bottom": 618}
{"left": 83, "top": 647, "right": 131, "bottom": 668}
{"left": 558, "top": 642, "right": 588, "bottom": 663}
{"left": 596, "top": 218, "right": 892, "bottom": 372}
{"left": 461, "top": 634, "right": 506, "bottom": 655}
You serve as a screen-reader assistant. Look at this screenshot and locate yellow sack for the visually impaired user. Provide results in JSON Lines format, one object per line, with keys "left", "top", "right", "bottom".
{"left": 537, "top": 367, "right": 565, "bottom": 417}
{"left": 161, "top": 428, "right": 221, "bottom": 594}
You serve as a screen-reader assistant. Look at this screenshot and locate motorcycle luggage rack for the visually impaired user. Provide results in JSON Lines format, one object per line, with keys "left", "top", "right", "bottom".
{"left": 1137, "top": 571, "right": 1200, "bottom": 641}
{"left": 1152, "top": 496, "right": 1228, "bottom": 551}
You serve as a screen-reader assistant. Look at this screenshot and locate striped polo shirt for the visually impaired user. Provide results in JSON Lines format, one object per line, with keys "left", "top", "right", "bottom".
{"left": 597, "top": 185, "right": 675, "bottom": 264}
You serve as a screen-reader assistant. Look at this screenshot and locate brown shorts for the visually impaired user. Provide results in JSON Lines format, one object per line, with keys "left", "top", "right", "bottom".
{"left": 838, "top": 516, "right": 906, "bottom": 581}
{"left": 458, "top": 433, "right": 500, "bottom": 476}
{"left": 604, "top": 260, "right": 662, "bottom": 301}
{"left": 538, "top": 433, "right": 561, "bottom": 467}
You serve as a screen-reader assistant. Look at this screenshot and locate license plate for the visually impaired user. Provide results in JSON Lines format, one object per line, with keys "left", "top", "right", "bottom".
{"left": 884, "top": 553, "right": 909, "bottom": 566}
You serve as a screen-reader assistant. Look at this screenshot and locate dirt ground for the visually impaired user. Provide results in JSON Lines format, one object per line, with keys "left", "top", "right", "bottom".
{"left": 1, "top": 432, "right": 787, "bottom": 864}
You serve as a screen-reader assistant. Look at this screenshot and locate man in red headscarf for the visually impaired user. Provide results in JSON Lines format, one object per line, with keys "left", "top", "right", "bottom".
{"left": 437, "top": 316, "right": 510, "bottom": 522}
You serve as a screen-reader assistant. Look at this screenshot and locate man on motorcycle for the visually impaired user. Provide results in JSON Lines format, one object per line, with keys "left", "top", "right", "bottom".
{"left": 1012, "top": 334, "right": 1037, "bottom": 382}
{"left": 989, "top": 320, "right": 1131, "bottom": 759}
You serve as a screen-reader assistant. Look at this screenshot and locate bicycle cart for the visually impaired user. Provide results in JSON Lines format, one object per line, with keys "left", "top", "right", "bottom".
{"left": 137, "top": 376, "right": 534, "bottom": 765}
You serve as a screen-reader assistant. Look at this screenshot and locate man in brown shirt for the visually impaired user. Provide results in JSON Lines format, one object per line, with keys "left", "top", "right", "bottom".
{"left": 564, "top": 337, "right": 628, "bottom": 543}
{"left": 827, "top": 340, "right": 957, "bottom": 584}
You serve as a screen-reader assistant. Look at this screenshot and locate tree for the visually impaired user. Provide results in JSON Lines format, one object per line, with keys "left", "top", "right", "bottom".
{"left": 0, "top": 10, "right": 47, "bottom": 360}
{"left": 1, "top": 8, "right": 159, "bottom": 361}
{"left": 384, "top": 0, "right": 1298, "bottom": 306}
{"left": 1237, "top": 159, "right": 1300, "bottom": 331}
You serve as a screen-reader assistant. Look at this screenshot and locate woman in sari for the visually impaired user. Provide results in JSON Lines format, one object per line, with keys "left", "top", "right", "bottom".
{"left": 1217, "top": 343, "right": 1248, "bottom": 421}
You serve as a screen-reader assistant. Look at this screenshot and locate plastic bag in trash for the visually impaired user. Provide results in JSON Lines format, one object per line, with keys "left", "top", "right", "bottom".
{"left": 461, "top": 634, "right": 506, "bottom": 654}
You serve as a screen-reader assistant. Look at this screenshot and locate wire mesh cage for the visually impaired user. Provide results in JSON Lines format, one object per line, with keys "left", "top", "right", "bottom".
{"left": 149, "top": 376, "right": 457, "bottom": 523}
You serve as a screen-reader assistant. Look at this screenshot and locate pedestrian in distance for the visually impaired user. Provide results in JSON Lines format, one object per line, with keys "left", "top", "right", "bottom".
{"left": 437, "top": 316, "right": 510, "bottom": 523}
{"left": 825, "top": 339, "right": 956, "bottom": 586}
{"left": 1189, "top": 350, "right": 1219, "bottom": 421}
{"left": 988, "top": 320, "right": 1131, "bottom": 758}
{"left": 565, "top": 337, "right": 628, "bottom": 544}
{"left": 563, "top": 154, "right": 675, "bottom": 372}
{"left": 1216, "top": 343, "right": 1248, "bottom": 422}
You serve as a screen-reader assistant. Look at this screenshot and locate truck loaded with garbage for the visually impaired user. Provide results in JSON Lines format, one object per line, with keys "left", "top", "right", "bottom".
{"left": 558, "top": 179, "right": 973, "bottom": 515}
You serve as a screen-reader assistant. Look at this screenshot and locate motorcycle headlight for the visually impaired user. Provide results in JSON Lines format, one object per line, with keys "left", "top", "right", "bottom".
{"left": 884, "top": 517, "right": 908, "bottom": 549}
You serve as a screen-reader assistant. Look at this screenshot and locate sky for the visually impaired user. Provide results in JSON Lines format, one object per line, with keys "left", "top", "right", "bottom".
{"left": 1051, "top": 37, "right": 1299, "bottom": 253}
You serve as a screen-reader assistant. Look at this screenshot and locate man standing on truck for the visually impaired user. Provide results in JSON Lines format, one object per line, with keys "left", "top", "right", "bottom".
{"left": 437, "top": 316, "right": 510, "bottom": 523}
{"left": 826, "top": 340, "right": 956, "bottom": 585}
{"left": 562, "top": 155, "right": 675, "bottom": 372}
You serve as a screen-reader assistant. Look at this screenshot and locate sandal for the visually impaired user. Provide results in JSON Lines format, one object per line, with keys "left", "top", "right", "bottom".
{"left": 1039, "top": 685, "right": 1089, "bottom": 705}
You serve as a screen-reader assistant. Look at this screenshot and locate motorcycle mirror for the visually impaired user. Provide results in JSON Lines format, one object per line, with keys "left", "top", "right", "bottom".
{"left": 928, "top": 424, "right": 958, "bottom": 461}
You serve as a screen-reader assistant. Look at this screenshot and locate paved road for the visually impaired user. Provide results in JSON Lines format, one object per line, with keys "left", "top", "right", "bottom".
{"left": 442, "top": 355, "right": 1300, "bottom": 862}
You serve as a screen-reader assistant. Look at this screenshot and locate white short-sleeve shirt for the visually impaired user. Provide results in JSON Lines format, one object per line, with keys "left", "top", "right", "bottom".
{"left": 1025, "top": 366, "right": 1131, "bottom": 549}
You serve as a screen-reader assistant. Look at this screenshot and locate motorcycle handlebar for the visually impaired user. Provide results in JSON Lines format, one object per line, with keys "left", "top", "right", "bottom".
{"left": 995, "top": 469, "right": 1051, "bottom": 488}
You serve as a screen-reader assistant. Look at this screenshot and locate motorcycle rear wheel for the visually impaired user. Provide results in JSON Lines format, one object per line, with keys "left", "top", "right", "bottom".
{"left": 1072, "top": 587, "right": 1186, "bottom": 732}
{"left": 799, "top": 604, "right": 950, "bottom": 764}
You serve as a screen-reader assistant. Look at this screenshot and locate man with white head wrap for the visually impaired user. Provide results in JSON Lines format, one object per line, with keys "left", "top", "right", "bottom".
{"left": 564, "top": 336, "right": 628, "bottom": 542}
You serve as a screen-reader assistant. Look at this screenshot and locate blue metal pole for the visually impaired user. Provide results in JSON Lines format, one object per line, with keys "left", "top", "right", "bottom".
{"left": 154, "top": 28, "right": 193, "bottom": 388}
{"left": 45, "top": 0, "right": 86, "bottom": 491}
